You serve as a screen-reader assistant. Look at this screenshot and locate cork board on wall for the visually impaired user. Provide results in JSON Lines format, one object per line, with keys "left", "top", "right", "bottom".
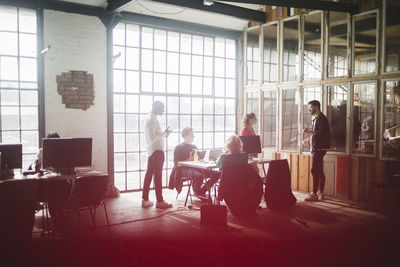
{"left": 56, "top": 70, "right": 95, "bottom": 110}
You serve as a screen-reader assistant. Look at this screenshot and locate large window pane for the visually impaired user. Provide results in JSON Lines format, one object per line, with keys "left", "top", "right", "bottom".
{"left": 382, "top": 80, "right": 400, "bottom": 158}
{"left": 302, "top": 87, "right": 322, "bottom": 152}
{"left": 0, "top": 6, "right": 38, "bottom": 169}
{"left": 263, "top": 23, "right": 278, "bottom": 83}
{"left": 282, "top": 88, "right": 299, "bottom": 151}
{"left": 19, "top": 8, "right": 36, "bottom": 33}
{"left": 246, "top": 91, "right": 259, "bottom": 134}
{"left": 113, "top": 23, "right": 237, "bottom": 191}
{"left": 327, "top": 84, "right": 348, "bottom": 152}
{"left": 0, "top": 32, "right": 18, "bottom": 56}
{"left": 352, "top": 82, "right": 376, "bottom": 155}
{"left": 328, "top": 12, "right": 348, "bottom": 77}
{"left": 384, "top": 0, "right": 400, "bottom": 72}
{"left": 0, "top": 6, "right": 17, "bottom": 31}
{"left": 353, "top": 11, "right": 378, "bottom": 75}
{"left": 283, "top": 18, "right": 299, "bottom": 82}
{"left": 246, "top": 27, "right": 260, "bottom": 85}
{"left": 303, "top": 12, "right": 322, "bottom": 81}
{"left": 263, "top": 90, "right": 277, "bottom": 149}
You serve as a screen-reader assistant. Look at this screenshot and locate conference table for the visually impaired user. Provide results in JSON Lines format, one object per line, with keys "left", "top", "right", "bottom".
{"left": 177, "top": 158, "right": 272, "bottom": 205}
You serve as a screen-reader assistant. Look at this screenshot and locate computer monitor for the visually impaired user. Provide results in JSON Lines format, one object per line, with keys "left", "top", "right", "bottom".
{"left": 42, "top": 138, "right": 92, "bottom": 169}
{"left": 0, "top": 144, "right": 23, "bottom": 170}
{"left": 239, "top": 135, "right": 262, "bottom": 154}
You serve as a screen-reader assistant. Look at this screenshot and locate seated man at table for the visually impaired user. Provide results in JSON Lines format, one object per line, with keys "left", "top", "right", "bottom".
{"left": 216, "top": 135, "right": 248, "bottom": 169}
{"left": 32, "top": 131, "right": 60, "bottom": 171}
{"left": 169, "top": 127, "right": 218, "bottom": 197}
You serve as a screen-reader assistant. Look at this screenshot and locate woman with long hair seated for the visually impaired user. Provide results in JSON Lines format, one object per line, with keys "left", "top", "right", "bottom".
{"left": 241, "top": 113, "right": 257, "bottom": 136}
{"left": 216, "top": 135, "right": 248, "bottom": 169}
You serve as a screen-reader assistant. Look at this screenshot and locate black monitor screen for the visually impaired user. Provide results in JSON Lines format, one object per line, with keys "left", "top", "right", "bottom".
{"left": 239, "top": 135, "right": 262, "bottom": 154}
{"left": 43, "top": 138, "right": 92, "bottom": 169}
{"left": 0, "top": 144, "right": 22, "bottom": 169}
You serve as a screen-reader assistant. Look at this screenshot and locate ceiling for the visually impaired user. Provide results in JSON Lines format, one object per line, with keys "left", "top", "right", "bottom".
{"left": 57, "top": 0, "right": 264, "bottom": 31}
{"left": 48, "top": 1, "right": 357, "bottom": 31}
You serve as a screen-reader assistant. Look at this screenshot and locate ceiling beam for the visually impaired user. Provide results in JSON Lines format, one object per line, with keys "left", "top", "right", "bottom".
{"left": 218, "top": 0, "right": 358, "bottom": 14}
{"left": 106, "top": 0, "right": 133, "bottom": 12}
{"left": 148, "top": 0, "right": 266, "bottom": 22}
{"left": 0, "top": 0, "right": 104, "bottom": 17}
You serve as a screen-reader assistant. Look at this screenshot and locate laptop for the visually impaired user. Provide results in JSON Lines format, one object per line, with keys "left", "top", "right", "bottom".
{"left": 197, "top": 150, "right": 207, "bottom": 160}
{"left": 210, "top": 149, "right": 223, "bottom": 162}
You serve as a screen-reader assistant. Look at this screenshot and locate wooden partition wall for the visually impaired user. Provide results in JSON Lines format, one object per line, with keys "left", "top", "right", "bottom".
{"left": 269, "top": 152, "right": 387, "bottom": 202}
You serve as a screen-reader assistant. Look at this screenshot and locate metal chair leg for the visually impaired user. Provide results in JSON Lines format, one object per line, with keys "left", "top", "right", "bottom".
{"left": 41, "top": 204, "right": 45, "bottom": 235}
{"left": 184, "top": 179, "right": 192, "bottom": 207}
{"left": 102, "top": 201, "right": 111, "bottom": 239}
{"left": 189, "top": 183, "right": 193, "bottom": 204}
{"left": 89, "top": 207, "right": 96, "bottom": 228}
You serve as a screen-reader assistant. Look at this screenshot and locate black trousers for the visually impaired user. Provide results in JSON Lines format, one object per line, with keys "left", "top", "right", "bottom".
{"left": 181, "top": 169, "right": 220, "bottom": 195}
{"left": 311, "top": 150, "right": 326, "bottom": 194}
{"left": 142, "top": 150, "right": 164, "bottom": 202}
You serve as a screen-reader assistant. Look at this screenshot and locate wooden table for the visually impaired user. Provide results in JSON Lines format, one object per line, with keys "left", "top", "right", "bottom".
{"left": 177, "top": 158, "right": 272, "bottom": 206}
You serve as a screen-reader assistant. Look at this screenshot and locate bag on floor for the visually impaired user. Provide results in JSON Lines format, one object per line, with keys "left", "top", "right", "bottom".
{"left": 264, "top": 159, "right": 296, "bottom": 211}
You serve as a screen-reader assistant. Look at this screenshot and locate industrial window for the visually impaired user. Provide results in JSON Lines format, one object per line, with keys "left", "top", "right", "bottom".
{"left": 245, "top": 91, "right": 259, "bottom": 134}
{"left": 303, "top": 12, "right": 322, "bottom": 81}
{"left": 326, "top": 84, "right": 348, "bottom": 152}
{"left": 381, "top": 80, "right": 400, "bottom": 159}
{"left": 263, "top": 89, "right": 277, "bottom": 148}
{"left": 112, "top": 22, "right": 237, "bottom": 191}
{"left": 384, "top": 0, "right": 400, "bottom": 73}
{"left": 302, "top": 86, "right": 322, "bottom": 152}
{"left": 282, "top": 17, "right": 299, "bottom": 82}
{"left": 262, "top": 23, "right": 278, "bottom": 84}
{"left": 327, "top": 12, "right": 348, "bottom": 78}
{"left": 353, "top": 11, "right": 378, "bottom": 76}
{"left": 281, "top": 88, "right": 299, "bottom": 151}
{"left": 0, "top": 6, "right": 38, "bottom": 169}
{"left": 246, "top": 27, "right": 260, "bottom": 85}
{"left": 352, "top": 82, "right": 377, "bottom": 155}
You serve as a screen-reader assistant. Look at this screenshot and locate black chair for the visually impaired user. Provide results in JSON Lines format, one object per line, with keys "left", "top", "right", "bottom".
{"left": 62, "top": 174, "right": 110, "bottom": 235}
{"left": 37, "top": 178, "right": 74, "bottom": 235}
{"left": 218, "top": 164, "right": 263, "bottom": 216}
{"left": 176, "top": 176, "right": 194, "bottom": 207}
{"left": 0, "top": 179, "right": 37, "bottom": 245}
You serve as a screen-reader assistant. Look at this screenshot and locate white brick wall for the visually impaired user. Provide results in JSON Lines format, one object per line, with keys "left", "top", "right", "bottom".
{"left": 43, "top": 10, "right": 108, "bottom": 173}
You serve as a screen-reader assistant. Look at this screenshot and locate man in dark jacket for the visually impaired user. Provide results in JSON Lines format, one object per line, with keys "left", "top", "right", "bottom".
{"left": 303, "top": 100, "right": 330, "bottom": 201}
{"left": 169, "top": 127, "right": 214, "bottom": 196}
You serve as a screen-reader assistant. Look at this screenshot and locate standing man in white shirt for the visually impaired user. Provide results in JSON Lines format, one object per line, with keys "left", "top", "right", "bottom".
{"left": 142, "top": 101, "right": 173, "bottom": 209}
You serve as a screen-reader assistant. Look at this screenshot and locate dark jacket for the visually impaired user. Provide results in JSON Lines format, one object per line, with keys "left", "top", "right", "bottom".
{"left": 168, "top": 143, "right": 197, "bottom": 192}
{"left": 218, "top": 164, "right": 263, "bottom": 216}
{"left": 215, "top": 152, "right": 248, "bottom": 170}
{"left": 311, "top": 112, "right": 330, "bottom": 152}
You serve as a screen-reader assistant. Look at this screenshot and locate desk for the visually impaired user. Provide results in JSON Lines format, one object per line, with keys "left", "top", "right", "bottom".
{"left": 248, "top": 158, "right": 272, "bottom": 179}
{"left": 178, "top": 158, "right": 272, "bottom": 178}
{"left": 177, "top": 158, "right": 272, "bottom": 205}
{"left": 2, "top": 170, "right": 104, "bottom": 203}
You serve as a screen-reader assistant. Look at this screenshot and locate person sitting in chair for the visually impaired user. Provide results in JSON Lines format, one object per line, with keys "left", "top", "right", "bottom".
{"left": 169, "top": 127, "right": 219, "bottom": 197}
{"left": 216, "top": 135, "right": 248, "bottom": 169}
{"left": 31, "top": 132, "right": 60, "bottom": 171}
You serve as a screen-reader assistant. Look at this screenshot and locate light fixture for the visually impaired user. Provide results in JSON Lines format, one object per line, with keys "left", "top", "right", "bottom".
{"left": 40, "top": 45, "right": 51, "bottom": 55}
{"left": 203, "top": 0, "right": 214, "bottom": 6}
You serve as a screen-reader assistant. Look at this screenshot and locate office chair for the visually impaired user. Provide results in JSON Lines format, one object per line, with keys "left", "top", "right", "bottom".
{"left": 62, "top": 174, "right": 110, "bottom": 236}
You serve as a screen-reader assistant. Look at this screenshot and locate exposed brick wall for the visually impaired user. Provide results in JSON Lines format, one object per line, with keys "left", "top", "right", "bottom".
{"left": 56, "top": 70, "right": 95, "bottom": 110}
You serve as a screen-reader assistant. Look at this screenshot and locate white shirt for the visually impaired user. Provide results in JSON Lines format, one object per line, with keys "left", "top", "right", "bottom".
{"left": 145, "top": 112, "right": 165, "bottom": 156}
